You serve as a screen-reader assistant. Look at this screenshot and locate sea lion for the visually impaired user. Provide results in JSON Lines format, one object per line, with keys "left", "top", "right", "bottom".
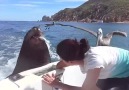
{"left": 11, "top": 26, "right": 51, "bottom": 76}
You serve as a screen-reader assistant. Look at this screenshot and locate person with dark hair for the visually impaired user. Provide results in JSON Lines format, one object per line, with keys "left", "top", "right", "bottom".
{"left": 43, "top": 38, "right": 129, "bottom": 90}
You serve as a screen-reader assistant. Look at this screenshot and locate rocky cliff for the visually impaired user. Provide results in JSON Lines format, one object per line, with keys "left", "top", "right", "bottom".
{"left": 51, "top": 0, "right": 129, "bottom": 22}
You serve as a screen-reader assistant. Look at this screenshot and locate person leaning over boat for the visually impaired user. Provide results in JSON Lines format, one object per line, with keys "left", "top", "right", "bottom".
{"left": 42, "top": 38, "right": 129, "bottom": 90}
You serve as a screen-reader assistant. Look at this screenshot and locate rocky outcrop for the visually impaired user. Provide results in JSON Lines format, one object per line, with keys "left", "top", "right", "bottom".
{"left": 42, "top": 15, "right": 52, "bottom": 21}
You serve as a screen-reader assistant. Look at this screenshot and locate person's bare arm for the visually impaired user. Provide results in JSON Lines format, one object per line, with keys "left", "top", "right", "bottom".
{"left": 43, "top": 68, "right": 102, "bottom": 90}
{"left": 43, "top": 73, "right": 81, "bottom": 90}
{"left": 56, "top": 60, "right": 69, "bottom": 69}
{"left": 82, "top": 68, "right": 102, "bottom": 90}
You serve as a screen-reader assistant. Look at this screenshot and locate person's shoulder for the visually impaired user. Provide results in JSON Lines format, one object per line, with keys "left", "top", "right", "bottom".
{"left": 90, "top": 46, "right": 110, "bottom": 49}
{"left": 91, "top": 46, "right": 123, "bottom": 50}
{"left": 114, "top": 47, "right": 129, "bottom": 53}
{"left": 107, "top": 46, "right": 129, "bottom": 52}
{"left": 89, "top": 46, "right": 108, "bottom": 52}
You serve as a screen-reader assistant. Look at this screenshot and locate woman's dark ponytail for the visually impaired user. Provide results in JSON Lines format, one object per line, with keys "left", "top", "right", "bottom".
{"left": 80, "top": 38, "right": 90, "bottom": 53}
{"left": 79, "top": 38, "right": 90, "bottom": 59}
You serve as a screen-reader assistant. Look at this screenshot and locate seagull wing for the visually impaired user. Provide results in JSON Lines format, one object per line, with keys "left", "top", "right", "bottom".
{"left": 55, "top": 23, "right": 97, "bottom": 37}
{"left": 106, "top": 31, "right": 127, "bottom": 38}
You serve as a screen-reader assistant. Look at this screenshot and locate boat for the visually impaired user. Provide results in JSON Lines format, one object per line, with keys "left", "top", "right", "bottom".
{"left": 0, "top": 61, "right": 86, "bottom": 90}
{"left": 91, "top": 19, "right": 103, "bottom": 23}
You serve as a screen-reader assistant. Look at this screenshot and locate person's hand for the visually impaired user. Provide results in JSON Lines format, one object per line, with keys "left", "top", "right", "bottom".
{"left": 42, "top": 73, "right": 61, "bottom": 87}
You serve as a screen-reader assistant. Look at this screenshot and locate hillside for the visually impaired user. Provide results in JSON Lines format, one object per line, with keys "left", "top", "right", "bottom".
{"left": 51, "top": 0, "right": 129, "bottom": 22}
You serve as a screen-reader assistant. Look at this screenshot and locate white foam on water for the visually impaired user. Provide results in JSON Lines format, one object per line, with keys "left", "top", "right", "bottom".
{"left": 0, "top": 51, "right": 19, "bottom": 80}
{"left": 0, "top": 36, "right": 22, "bottom": 80}
{"left": 43, "top": 36, "right": 60, "bottom": 61}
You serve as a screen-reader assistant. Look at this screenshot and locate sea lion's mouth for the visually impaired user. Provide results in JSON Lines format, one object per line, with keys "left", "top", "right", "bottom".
{"left": 29, "top": 27, "right": 43, "bottom": 40}
{"left": 30, "top": 34, "right": 41, "bottom": 40}
{"left": 30, "top": 33, "right": 44, "bottom": 42}
{"left": 30, "top": 34, "right": 43, "bottom": 44}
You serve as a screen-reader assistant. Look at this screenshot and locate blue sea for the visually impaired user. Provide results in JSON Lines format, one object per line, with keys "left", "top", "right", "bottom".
{"left": 0, "top": 21, "right": 129, "bottom": 80}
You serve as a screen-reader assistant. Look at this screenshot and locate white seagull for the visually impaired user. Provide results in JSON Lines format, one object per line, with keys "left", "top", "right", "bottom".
{"left": 96, "top": 28, "right": 127, "bottom": 46}
{"left": 44, "top": 22, "right": 127, "bottom": 46}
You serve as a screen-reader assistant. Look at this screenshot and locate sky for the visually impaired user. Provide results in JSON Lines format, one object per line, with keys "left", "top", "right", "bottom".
{"left": 0, "top": 0, "right": 88, "bottom": 21}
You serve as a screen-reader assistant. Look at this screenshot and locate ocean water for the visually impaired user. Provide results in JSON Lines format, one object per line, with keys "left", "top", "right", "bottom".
{"left": 0, "top": 21, "right": 129, "bottom": 80}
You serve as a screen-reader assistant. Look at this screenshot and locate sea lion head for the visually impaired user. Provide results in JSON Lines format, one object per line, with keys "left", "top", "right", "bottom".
{"left": 24, "top": 26, "right": 45, "bottom": 49}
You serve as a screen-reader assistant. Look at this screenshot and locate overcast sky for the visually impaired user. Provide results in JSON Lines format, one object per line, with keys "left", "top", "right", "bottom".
{"left": 0, "top": 0, "right": 88, "bottom": 21}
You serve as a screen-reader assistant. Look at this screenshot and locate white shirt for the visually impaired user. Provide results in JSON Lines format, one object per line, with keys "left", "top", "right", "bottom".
{"left": 80, "top": 46, "right": 129, "bottom": 79}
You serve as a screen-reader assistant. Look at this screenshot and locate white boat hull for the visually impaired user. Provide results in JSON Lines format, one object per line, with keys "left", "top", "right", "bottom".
{"left": 0, "top": 62, "right": 86, "bottom": 90}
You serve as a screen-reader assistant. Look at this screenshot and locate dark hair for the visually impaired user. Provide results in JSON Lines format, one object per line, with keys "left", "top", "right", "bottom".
{"left": 56, "top": 38, "right": 90, "bottom": 61}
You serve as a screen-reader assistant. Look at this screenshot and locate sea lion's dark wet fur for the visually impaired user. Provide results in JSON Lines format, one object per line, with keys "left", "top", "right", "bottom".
{"left": 11, "top": 26, "right": 51, "bottom": 75}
